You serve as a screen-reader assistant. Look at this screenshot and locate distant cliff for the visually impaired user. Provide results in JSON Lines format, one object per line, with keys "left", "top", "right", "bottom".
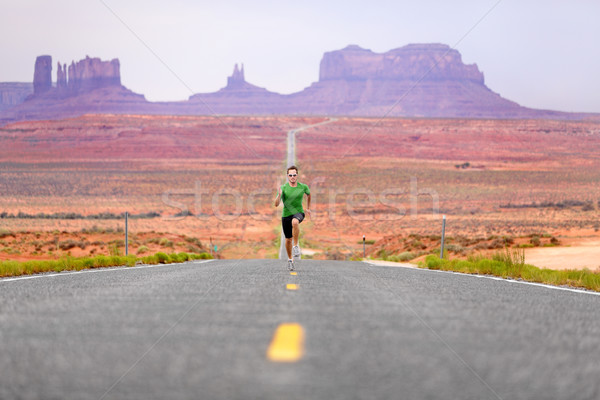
{"left": 189, "top": 44, "right": 581, "bottom": 119}
{"left": 319, "top": 44, "right": 484, "bottom": 83}
{"left": 0, "top": 83, "right": 33, "bottom": 112}
{"left": 1, "top": 45, "right": 597, "bottom": 124}
{"left": 58, "top": 56, "right": 121, "bottom": 95}
{"left": 1, "top": 55, "right": 146, "bottom": 123}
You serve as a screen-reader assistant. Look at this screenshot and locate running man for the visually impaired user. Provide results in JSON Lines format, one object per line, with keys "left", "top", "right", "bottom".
{"left": 274, "top": 165, "right": 311, "bottom": 270}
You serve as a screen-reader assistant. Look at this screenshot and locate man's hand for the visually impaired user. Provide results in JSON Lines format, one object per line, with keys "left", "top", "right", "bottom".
{"left": 306, "top": 209, "right": 311, "bottom": 220}
{"left": 274, "top": 185, "right": 282, "bottom": 207}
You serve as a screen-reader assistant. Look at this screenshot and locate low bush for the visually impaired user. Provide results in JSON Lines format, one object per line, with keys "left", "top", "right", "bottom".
{"left": 155, "top": 252, "right": 170, "bottom": 264}
{"left": 137, "top": 245, "right": 150, "bottom": 255}
{"left": 0, "top": 251, "right": 212, "bottom": 278}
{"left": 420, "top": 254, "right": 600, "bottom": 292}
{"left": 388, "top": 252, "right": 415, "bottom": 262}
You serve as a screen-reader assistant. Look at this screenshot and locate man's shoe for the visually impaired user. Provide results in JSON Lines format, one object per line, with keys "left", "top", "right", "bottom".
{"left": 292, "top": 245, "right": 301, "bottom": 259}
{"left": 287, "top": 259, "right": 295, "bottom": 271}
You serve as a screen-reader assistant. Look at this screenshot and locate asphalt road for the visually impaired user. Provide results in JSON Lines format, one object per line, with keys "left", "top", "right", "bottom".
{"left": 1, "top": 259, "right": 600, "bottom": 400}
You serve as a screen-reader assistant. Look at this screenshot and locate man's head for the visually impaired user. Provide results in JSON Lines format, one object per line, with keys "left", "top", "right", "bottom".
{"left": 287, "top": 165, "right": 298, "bottom": 183}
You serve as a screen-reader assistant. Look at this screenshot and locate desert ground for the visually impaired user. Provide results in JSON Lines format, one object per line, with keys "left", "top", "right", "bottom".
{"left": 1, "top": 115, "right": 599, "bottom": 270}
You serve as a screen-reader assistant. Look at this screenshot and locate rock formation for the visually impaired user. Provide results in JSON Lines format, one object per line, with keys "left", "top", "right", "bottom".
{"left": 294, "top": 43, "right": 513, "bottom": 117}
{"left": 190, "top": 44, "right": 533, "bottom": 118}
{"left": 1, "top": 45, "right": 596, "bottom": 125}
{"left": 33, "top": 55, "right": 52, "bottom": 96}
{"left": 227, "top": 63, "right": 245, "bottom": 88}
{"left": 0, "top": 83, "right": 33, "bottom": 112}
{"left": 30, "top": 55, "right": 121, "bottom": 98}
{"left": 57, "top": 62, "right": 67, "bottom": 91}
{"left": 188, "top": 64, "right": 285, "bottom": 114}
{"left": 66, "top": 56, "right": 121, "bottom": 94}
{"left": 319, "top": 44, "right": 484, "bottom": 83}
{"left": 0, "top": 55, "right": 146, "bottom": 124}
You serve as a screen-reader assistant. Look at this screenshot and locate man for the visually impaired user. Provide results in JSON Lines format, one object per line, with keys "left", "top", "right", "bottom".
{"left": 274, "top": 165, "right": 311, "bottom": 270}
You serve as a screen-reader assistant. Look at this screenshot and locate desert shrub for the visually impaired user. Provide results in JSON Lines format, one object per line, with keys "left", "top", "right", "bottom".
{"left": 424, "top": 255, "right": 442, "bottom": 270}
{"left": 184, "top": 236, "right": 203, "bottom": 247}
{"left": 503, "top": 235, "right": 515, "bottom": 245}
{"left": 166, "top": 253, "right": 181, "bottom": 263}
{"left": 582, "top": 202, "right": 595, "bottom": 212}
{"left": 159, "top": 238, "right": 174, "bottom": 248}
{"left": 124, "top": 255, "right": 137, "bottom": 267}
{"left": 186, "top": 244, "right": 203, "bottom": 253}
{"left": 397, "top": 252, "right": 415, "bottom": 261}
{"left": 137, "top": 245, "right": 150, "bottom": 255}
{"left": 0, "top": 228, "right": 12, "bottom": 239}
{"left": 177, "top": 252, "right": 191, "bottom": 262}
{"left": 488, "top": 239, "right": 505, "bottom": 249}
{"left": 411, "top": 240, "right": 426, "bottom": 250}
{"left": 109, "top": 243, "right": 122, "bottom": 256}
{"left": 155, "top": 252, "right": 169, "bottom": 264}
{"left": 141, "top": 254, "right": 159, "bottom": 265}
{"left": 530, "top": 236, "right": 541, "bottom": 247}
{"left": 192, "top": 252, "right": 212, "bottom": 260}
{"left": 473, "top": 242, "right": 488, "bottom": 250}
{"left": 58, "top": 240, "right": 78, "bottom": 251}
{"left": 377, "top": 249, "right": 389, "bottom": 260}
{"left": 94, "top": 255, "right": 110, "bottom": 268}
{"left": 474, "top": 259, "right": 497, "bottom": 275}
{"left": 417, "top": 254, "right": 600, "bottom": 292}
{"left": 445, "top": 244, "right": 465, "bottom": 254}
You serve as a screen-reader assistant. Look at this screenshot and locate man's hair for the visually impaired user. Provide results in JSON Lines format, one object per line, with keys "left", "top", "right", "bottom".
{"left": 287, "top": 165, "right": 298, "bottom": 174}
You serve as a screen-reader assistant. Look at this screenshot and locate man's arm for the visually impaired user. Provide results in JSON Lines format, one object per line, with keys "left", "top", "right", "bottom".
{"left": 305, "top": 193, "right": 311, "bottom": 218}
{"left": 274, "top": 186, "right": 282, "bottom": 207}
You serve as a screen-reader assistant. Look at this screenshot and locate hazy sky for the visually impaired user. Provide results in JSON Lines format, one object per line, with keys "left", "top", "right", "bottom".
{"left": 2, "top": 0, "right": 599, "bottom": 113}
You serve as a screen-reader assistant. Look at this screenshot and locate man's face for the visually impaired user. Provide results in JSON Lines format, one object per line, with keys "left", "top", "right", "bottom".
{"left": 287, "top": 169, "right": 298, "bottom": 184}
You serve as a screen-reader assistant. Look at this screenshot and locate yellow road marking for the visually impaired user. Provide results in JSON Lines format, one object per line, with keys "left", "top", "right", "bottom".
{"left": 289, "top": 272, "right": 297, "bottom": 276}
{"left": 286, "top": 283, "right": 298, "bottom": 290}
{"left": 267, "top": 323, "right": 305, "bottom": 362}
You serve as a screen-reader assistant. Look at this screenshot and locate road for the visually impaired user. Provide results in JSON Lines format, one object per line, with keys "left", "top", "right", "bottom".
{"left": 1, "top": 259, "right": 600, "bottom": 400}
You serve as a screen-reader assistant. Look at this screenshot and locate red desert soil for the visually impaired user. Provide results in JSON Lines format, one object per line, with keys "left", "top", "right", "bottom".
{"left": 1, "top": 114, "right": 599, "bottom": 266}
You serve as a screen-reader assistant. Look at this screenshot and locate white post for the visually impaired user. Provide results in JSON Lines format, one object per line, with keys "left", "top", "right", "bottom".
{"left": 440, "top": 215, "right": 446, "bottom": 259}
{"left": 125, "top": 211, "right": 129, "bottom": 256}
{"left": 363, "top": 235, "right": 366, "bottom": 258}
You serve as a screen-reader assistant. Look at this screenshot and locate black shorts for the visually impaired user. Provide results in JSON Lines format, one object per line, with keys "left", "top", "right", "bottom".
{"left": 282, "top": 213, "right": 305, "bottom": 239}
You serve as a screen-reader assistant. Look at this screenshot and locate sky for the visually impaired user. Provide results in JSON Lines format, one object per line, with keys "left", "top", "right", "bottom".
{"left": 1, "top": 0, "right": 599, "bottom": 113}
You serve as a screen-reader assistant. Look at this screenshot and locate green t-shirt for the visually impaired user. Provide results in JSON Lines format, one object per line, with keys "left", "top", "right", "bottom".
{"left": 281, "top": 182, "right": 310, "bottom": 217}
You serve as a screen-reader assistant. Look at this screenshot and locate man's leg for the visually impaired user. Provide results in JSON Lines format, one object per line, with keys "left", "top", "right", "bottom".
{"left": 292, "top": 218, "right": 300, "bottom": 247}
{"left": 285, "top": 238, "right": 293, "bottom": 259}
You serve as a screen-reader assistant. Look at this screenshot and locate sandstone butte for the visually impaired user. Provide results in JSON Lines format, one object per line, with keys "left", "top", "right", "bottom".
{"left": 1, "top": 44, "right": 598, "bottom": 124}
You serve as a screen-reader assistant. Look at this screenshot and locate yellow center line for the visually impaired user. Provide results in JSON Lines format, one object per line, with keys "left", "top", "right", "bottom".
{"left": 290, "top": 271, "right": 297, "bottom": 276}
{"left": 286, "top": 283, "right": 298, "bottom": 290}
{"left": 267, "top": 323, "right": 305, "bottom": 362}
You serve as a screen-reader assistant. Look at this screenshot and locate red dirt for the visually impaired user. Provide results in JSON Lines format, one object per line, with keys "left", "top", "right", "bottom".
{"left": 1, "top": 115, "right": 599, "bottom": 265}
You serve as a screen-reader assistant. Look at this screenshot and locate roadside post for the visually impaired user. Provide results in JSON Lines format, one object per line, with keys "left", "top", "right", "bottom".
{"left": 440, "top": 215, "right": 446, "bottom": 259}
{"left": 125, "top": 211, "right": 129, "bottom": 256}
{"left": 363, "top": 235, "right": 366, "bottom": 259}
